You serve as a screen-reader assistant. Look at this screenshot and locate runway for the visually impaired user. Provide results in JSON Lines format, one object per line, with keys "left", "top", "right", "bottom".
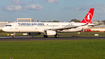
{"left": 0, "top": 36, "right": 104, "bottom": 41}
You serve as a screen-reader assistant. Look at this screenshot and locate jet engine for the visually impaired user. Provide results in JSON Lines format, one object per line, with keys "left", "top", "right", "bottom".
{"left": 45, "top": 30, "right": 56, "bottom": 35}
{"left": 28, "top": 33, "right": 41, "bottom": 36}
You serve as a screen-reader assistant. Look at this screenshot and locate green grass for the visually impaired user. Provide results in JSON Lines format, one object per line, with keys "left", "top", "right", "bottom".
{"left": 0, "top": 40, "right": 105, "bottom": 59}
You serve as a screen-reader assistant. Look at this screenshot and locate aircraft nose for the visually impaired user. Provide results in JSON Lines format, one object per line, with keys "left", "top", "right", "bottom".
{"left": 2, "top": 27, "right": 7, "bottom": 32}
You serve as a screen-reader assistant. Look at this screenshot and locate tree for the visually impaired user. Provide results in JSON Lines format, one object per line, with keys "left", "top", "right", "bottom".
{"left": 53, "top": 20, "right": 59, "bottom": 22}
{"left": 102, "top": 20, "right": 105, "bottom": 24}
{"left": 47, "top": 21, "right": 52, "bottom": 22}
{"left": 70, "top": 19, "right": 80, "bottom": 22}
{"left": 102, "top": 20, "right": 105, "bottom": 23}
{"left": 41, "top": 21, "right": 46, "bottom": 22}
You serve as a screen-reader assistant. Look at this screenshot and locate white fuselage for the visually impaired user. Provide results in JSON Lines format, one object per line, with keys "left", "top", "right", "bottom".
{"left": 2, "top": 22, "right": 87, "bottom": 33}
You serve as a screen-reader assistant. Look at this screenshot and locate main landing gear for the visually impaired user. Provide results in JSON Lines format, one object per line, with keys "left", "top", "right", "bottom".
{"left": 44, "top": 35, "right": 48, "bottom": 38}
{"left": 54, "top": 34, "right": 59, "bottom": 38}
{"left": 43, "top": 34, "right": 59, "bottom": 38}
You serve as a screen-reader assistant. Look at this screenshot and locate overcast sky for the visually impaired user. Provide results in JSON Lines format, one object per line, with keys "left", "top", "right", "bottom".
{"left": 0, "top": 0, "right": 105, "bottom": 22}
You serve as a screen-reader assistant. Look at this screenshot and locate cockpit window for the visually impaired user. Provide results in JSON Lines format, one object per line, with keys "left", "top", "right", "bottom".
{"left": 6, "top": 25, "right": 12, "bottom": 26}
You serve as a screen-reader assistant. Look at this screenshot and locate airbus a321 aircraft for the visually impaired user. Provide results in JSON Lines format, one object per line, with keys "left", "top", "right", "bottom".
{"left": 2, "top": 8, "right": 94, "bottom": 38}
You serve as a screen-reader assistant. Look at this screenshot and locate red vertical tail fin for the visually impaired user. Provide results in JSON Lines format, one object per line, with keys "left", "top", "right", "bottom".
{"left": 80, "top": 8, "right": 94, "bottom": 24}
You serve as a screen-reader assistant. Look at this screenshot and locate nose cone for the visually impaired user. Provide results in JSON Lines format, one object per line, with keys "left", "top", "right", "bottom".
{"left": 2, "top": 27, "right": 7, "bottom": 32}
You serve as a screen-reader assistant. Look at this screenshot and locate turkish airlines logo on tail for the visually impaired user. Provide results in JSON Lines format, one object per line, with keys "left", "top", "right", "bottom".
{"left": 85, "top": 13, "right": 93, "bottom": 24}
{"left": 80, "top": 8, "right": 94, "bottom": 24}
{"left": 87, "top": 13, "right": 92, "bottom": 20}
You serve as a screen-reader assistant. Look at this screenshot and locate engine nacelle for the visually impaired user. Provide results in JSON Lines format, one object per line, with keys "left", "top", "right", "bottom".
{"left": 45, "top": 30, "right": 56, "bottom": 35}
{"left": 28, "top": 33, "right": 41, "bottom": 36}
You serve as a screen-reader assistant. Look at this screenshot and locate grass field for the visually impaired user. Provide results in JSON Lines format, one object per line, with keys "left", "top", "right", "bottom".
{"left": 0, "top": 39, "right": 105, "bottom": 59}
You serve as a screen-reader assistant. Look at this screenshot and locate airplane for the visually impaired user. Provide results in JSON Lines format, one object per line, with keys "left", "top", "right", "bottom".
{"left": 2, "top": 8, "right": 94, "bottom": 38}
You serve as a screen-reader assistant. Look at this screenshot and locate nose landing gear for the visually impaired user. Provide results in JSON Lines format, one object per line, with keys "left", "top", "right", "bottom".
{"left": 12, "top": 33, "right": 16, "bottom": 38}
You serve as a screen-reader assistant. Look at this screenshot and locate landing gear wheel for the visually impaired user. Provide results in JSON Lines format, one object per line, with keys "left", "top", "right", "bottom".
{"left": 12, "top": 36, "right": 15, "bottom": 38}
{"left": 55, "top": 34, "right": 59, "bottom": 38}
{"left": 44, "top": 35, "right": 48, "bottom": 38}
{"left": 12, "top": 33, "right": 16, "bottom": 38}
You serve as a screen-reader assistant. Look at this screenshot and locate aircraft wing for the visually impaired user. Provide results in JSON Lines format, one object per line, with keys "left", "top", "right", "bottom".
{"left": 49, "top": 23, "right": 87, "bottom": 31}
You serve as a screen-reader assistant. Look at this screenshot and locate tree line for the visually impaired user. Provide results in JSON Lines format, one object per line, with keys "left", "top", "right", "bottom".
{"left": 41, "top": 19, "right": 105, "bottom": 23}
{"left": 41, "top": 19, "right": 80, "bottom": 22}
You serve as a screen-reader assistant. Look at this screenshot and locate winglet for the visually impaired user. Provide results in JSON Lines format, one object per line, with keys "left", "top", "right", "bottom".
{"left": 80, "top": 8, "right": 94, "bottom": 24}
{"left": 37, "top": 20, "right": 39, "bottom": 22}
